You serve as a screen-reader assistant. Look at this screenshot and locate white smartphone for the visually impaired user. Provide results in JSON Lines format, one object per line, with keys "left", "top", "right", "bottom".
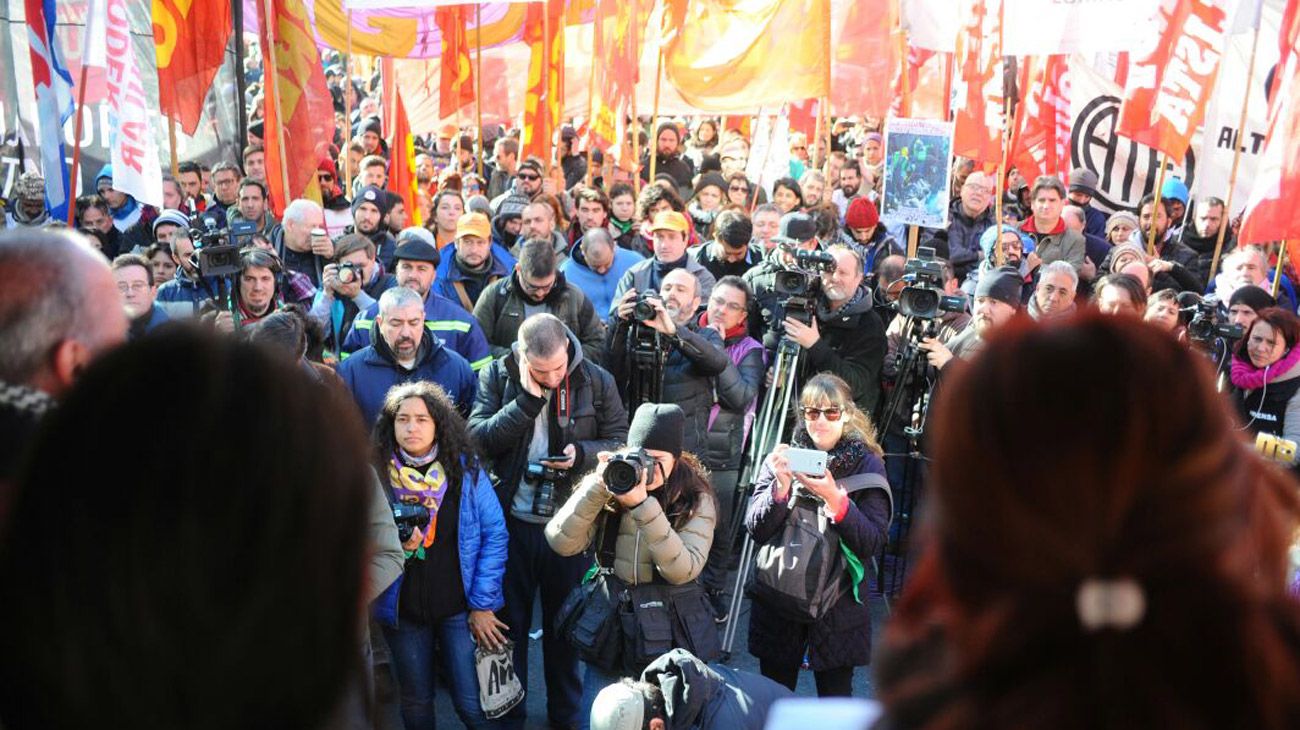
{"left": 783, "top": 447, "right": 827, "bottom": 477}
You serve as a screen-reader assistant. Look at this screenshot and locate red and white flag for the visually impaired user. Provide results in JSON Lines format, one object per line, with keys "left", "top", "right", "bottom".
{"left": 1011, "top": 55, "right": 1072, "bottom": 183}
{"left": 952, "top": 0, "right": 1004, "bottom": 167}
{"left": 1240, "top": 0, "right": 1300, "bottom": 244}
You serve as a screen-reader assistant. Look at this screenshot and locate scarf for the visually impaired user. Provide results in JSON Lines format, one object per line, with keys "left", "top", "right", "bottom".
{"left": 792, "top": 430, "right": 870, "bottom": 479}
{"left": 611, "top": 217, "right": 634, "bottom": 235}
{"left": 817, "top": 285, "right": 867, "bottom": 321}
{"left": 389, "top": 446, "right": 449, "bottom": 549}
{"left": 456, "top": 251, "right": 495, "bottom": 277}
{"left": 697, "top": 311, "right": 748, "bottom": 342}
{"left": 1231, "top": 346, "right": 1300, "bottom": 390}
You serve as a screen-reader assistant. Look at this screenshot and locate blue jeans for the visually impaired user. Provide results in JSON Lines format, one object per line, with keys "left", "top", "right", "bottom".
{"left": 383, "top": 612, "right": 495, "bottom": 730}
{"left": 577, "top": 663, "right": 623, "bottom": 730}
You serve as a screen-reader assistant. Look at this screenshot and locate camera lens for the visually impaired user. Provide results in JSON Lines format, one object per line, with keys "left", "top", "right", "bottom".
{"left": 604, "top": 459, "right": 642, "bottom": 495}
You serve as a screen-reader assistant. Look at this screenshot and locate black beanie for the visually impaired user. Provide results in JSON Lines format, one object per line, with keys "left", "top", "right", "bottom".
{"left": 627, "top": 403, "right": 684, "bottom": 459}
{"left": 976, "top": 267, "right": 1024, "bottom": 309}
{"left": 1229, "top": 284, "right": 1276, "bottom": 313}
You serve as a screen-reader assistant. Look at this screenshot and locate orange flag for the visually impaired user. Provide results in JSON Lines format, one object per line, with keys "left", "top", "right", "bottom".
{"left": 589, "top": 0, "right": 646, "bottom": 168}
{"left": 1240, "top": 0, "right": 1300, "bottom": 246}
{"left": 1116, "top": 0, "right": 1228, "bottom": 163}
{"left": 382, "top": 58, "right": 421, "bottom": 229}
{"left": 662, "top": 0, "right": 830, "bottom": 112}
{"left": 832, "top": 0, "right": 896, "bottom": 118}
{"left": 257, "top": 0, "right": 331, "bottom": 215}
{"left": 435, "top": 5, "right": 475, "bottom": 121}
{"left": 952, "top": 0, "right": 1004, "bottom": 168}
{"left": 523, "top": 0, "right": 564, "bottom": 164}
{"left": 152, "top": 0, "right": 232, "bottom": 135}
{"left": 1010, "top": 56, "right": 1071, "bottom": 183}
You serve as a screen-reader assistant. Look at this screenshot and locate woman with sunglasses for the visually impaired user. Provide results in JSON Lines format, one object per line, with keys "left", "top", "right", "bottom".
{"left": 745, "top": 373, "right": 891, "bottom": 696}
{"left": 725, "top": 172, "right": 754, "bottom": 209}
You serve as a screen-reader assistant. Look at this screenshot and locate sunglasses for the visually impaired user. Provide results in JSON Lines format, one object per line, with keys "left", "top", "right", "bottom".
{"left": 801, "top": 406, "right": 843, "bottom": 421}
{"left": 729, "top": 185, "right": 749, "bottom": 192}
{"left": 517, "top": 173, "right": 541, "bottom": 181}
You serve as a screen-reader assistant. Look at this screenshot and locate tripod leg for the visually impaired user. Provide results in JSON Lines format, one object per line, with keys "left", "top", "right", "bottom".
{"left": 720, "top": 531, "right": 756, "bottom": 656}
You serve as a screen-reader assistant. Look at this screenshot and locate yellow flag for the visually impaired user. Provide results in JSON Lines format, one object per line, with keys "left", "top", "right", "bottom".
{"left": 663, "top": 0, "right": 829, "bottom": 112}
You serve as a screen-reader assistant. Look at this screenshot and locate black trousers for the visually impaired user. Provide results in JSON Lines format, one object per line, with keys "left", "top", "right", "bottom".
{"left": 759, "top": 657, "right": 855, "bottom": 697}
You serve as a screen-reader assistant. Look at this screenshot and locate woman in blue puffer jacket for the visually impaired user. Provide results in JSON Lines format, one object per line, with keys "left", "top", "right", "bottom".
{"left": 372, "top": 381, "right": 509, "bottom": 729}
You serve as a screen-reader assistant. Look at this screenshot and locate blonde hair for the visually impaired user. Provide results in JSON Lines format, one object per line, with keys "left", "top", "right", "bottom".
{"left": 799, "top": 373, "right": 883, "bottom": 456}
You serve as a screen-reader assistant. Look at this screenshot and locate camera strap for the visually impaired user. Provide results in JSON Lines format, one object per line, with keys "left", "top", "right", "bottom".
{"left": 594, "top": 510, "right": 620, "bottom": 573}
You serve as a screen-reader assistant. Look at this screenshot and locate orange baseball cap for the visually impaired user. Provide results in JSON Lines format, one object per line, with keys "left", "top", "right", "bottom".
{"left": 649, "top": 210, "right": 689, "bottom": 234}
{"left": 456, "top": 212, "right": 491, "bottom": 240}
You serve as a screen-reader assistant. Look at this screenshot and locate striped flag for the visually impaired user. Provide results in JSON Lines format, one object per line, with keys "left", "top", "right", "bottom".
{"left": 1240, "top": 0, "right": 1300, "bottom": 245}
{"left": 23, "top": 0, "right": 74, "bottom": 220}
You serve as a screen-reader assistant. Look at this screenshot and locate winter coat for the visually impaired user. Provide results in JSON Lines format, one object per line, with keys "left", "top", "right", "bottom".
{"left": 468, "top": 328, "right": 628, "bottom": 506}
{"left": 1020, "top": 218, "right": 1087, "bottom": 270}
{"left": 640, "top": 152, "right": 695, "bottom": 195}
{"left": 560, "top": 239, "right": 644, "bottom": 316}
{"left": 337, "top": 330, "right": 477, "bottom": 428}
{"left": 473, "top": 271, "right": 606, "bottom": 363}
{"left": 155, "top": 269, "right": 222, "bottom": 319}
{"left": 1232, "top": 354, "right": 1300, "bottom": 445}
{"left": 0, "top": 380, "right": 52, "bottom": 482}
{"left": 1112, "top": 230, "right": 1205, "bottom": 294}
{"left": 604, "top": 320, "right": 730, "bottom": 457}
{"left": 744, "top": 437, "right": 891, "bottom": 671}
{"left": 343, "top": 291, "right": 493, "bottom": 372}
{"left": 640, "top": 649, "right": 794, "bottom": 730}
{"left": 610, "top": 256, "right": 718, "bottom": 318}
{"left": 803, "top": 286, "right": 889, "bottom": 414}
{"left": 687, "top": 241, "right": 764, "bottom": 283}
{"left": 700, "top": 329, "right": 765, "bottom": 471}
{"left": 545, "top": 470, "right": 716, "bottom": 587}
{"left": 433, "top": 246, "right": 515, "bottom": 313}
{"left": 923, "top": 199, "right": 995, "bottom": 279}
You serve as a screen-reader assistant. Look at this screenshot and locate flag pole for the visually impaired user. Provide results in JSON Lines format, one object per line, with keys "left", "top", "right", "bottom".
{"left": 993, "top": 3, "right": 1006, "bottom": 266}
{"left": 630, "top": 0, "right": 640, "bottom": 195}
{"left": 1274, "top": 241, "right": 1288, "bottom": 298}
{"left": 1147, "top": 155, "right": 1168, "bottom": 257}
{"left": 821, "top": 0, "right": 832, "bottom": 176}
{"left": 648, "top": 47, "right": 663, "bottom": 184}
{"left": 898, "top": 28, "right": 912, "bottom": 117}
{"left": 585, "top": 1, "right": 598, "bottom": 187}
{"left": 750, "top": 108, "right": 774, "bottom": 215}
{"left": 344, "top": 9, "right": 354, "bottom": 193}
{"left": 66, "top": 63, "right": 91, "bottom": 226}
{"left": 476, "top": 3, "right": 485, "bottom": 179}
{"left": 168, "top": 117, "right": 181, "bottom": 180}
{"left": 262, "top": 0, "right": 291, "bottom": 209}
{"left": 1209, "top": 18, "right": 1264, "bottom": 284}
{"left": 232, "top": 0, "right": 248, "bottom": 152}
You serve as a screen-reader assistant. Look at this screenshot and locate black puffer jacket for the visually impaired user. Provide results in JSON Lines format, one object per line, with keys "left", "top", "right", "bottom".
{"left": 803, "top": 285, "right": 888, "bottom": 414}
{"left": 467, "top": 328, "right": 628, "bottom": 506}
{"left": 699, "top": 328, "right": 765, "bottom": 471}
{"left": 604, "top": 319, "right": 730, "bottom": 457}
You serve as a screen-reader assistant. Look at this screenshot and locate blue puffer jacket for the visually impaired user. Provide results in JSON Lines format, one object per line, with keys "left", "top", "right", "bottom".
{"left": 433, "top": 242, "right": 516, "bottom": 312}
{"left": 337, "top": 331, "right": 477, "bottom": 428}
{"left": 155, "top": 269, "right": 221, "bottom": 319}
{"left": 560, "top": 237, "right": 644, "bottom": 315}
{"left": 341, "top": 291, "right": 494, "bottom": 371}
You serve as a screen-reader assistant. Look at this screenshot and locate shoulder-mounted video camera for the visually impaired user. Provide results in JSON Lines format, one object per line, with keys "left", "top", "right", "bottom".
{"left": 1180, "top": 292, "right": 1244, "bottom": 344}
{"left": 187, "top": 216, "right": 258, "bottom": 278}
{"left": 895, "top": 246, "right": 966, "bottom": 320}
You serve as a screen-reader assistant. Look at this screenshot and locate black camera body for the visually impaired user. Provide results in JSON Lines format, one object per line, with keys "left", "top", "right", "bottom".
{"left": 897, "top": 247, "right": 965, "bottom": 320}
{"left": 338, "top": 261, "right": 364, "bottom": 284}
{"left": 1185, "top": 294, "right": 1244, "bottom": 343}
{"left": 774, "top": 245, "right": 837, "bottom": 330}
{"left": 526, "top": 462, "right": 569, "bottom": 517}
{"left": 604, "top": 448, "right": 651, "bottom": 495}
{"left": 188, "top": 217, "right": 258, "bottom": 278}
{"left": 633, "top": 291, "right": 662, "bottom": 322}
{"left": 392, "top": 501, "right": 431, "bottom": 543}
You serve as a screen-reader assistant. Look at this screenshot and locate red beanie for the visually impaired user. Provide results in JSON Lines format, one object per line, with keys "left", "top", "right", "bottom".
{"left": 845, "top": 197, "right": 879, "bottom": 229}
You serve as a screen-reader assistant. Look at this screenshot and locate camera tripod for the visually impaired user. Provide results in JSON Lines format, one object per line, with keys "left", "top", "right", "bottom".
{"left": 625, "top": 323, "right": 665, "bottom": 415}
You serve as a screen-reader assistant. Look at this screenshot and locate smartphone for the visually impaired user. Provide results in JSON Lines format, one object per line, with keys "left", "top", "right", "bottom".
{"left": 543, "top": 454, "right": 570, "bottom": 463}
{"left": 783, "top": 447, "right": 827, "bottom": 477}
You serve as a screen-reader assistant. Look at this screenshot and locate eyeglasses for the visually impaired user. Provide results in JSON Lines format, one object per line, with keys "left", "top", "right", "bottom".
{"left": 318, "top": 174, "right": 334, "bottom": 182}
{"left": 116, "top": 282, "right": 150, "bottom": 293}
{"left": 520, "top": 277, "right": 556, "bottom": 296}
{"left": 517, "top": 173, "right": 541, "bottom": 181}
{"left": 801, "top": 406, "right": 843, "bottom": 421}
{"left": 708, "top": 295, "right": 745, "bottom": 313}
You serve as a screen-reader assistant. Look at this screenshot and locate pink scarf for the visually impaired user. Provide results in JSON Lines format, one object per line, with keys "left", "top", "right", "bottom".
{"left": 1231, "top": 345, "right": 1300, "bottom": 390}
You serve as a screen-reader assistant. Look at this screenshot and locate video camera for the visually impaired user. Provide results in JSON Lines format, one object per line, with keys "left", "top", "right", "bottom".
{"left": 392, "top": 502, "right": 431, "bottom": 543}
{"left": 895, "top": 247, "right": 966, "bottom": 320}
{"left": 604, "top": 448, "right": 652, "bottom": 495}
{"left": 1180, "top": 292, "right": 1244, "bottom": 344}
{"left": 775, "top": 245, "right": 837, "bottom": 327}
{"left": 187, "top": 216, "right": 258, "bottom": 278}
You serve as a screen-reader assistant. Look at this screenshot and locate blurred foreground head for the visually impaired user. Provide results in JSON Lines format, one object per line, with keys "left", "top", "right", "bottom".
{"left": 878, "top": 314, "right": 1300, "bottom": 730}
{"left": 0, "top": 328, "right": 373, "bottom": 729}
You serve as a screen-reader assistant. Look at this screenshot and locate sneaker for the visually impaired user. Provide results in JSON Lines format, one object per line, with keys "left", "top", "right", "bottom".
{"left": 708, "top": 590, "right": 730, "bottom": 623}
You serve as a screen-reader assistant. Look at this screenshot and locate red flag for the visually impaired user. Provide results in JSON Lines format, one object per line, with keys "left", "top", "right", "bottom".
{"left": 787, "top": 99, "right": 819, "bottom": 138}
{"left": 951, "top": 0, "right": 1004, "bottom": 167}
{"left": 152, "top": 0, "right": 231, "bottom": 136}
{"left": 589, "top": 0, "right": 646, "bottom": 169}
{"left": 833, "top": 0, "right": 895, "bottom": 118}
{"left": 257, "top": 0, "right": 332, "bottom": 215}
{"left": 1240, "top": 0, "right": 1300, "bottom": 246}
{"left": 523, "top": 0, "right": 564, "bottom": 163}
{"left": 382, "top": 58, "right": 421, "bottom": 228}
{"left": 1116, "top": 0, "right": 1229, "bottom": 162}
{"left": 1010, "top": 56, "right": 1071, "bottom": 183}
{"left": 435, "top": 5, "right": 475, "bottom": 120}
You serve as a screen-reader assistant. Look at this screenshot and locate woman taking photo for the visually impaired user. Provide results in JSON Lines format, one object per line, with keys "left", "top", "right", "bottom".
{"left": 1230, "top": 307, "right": 1300, "bottom": 453}
{"left": 546, "top": 403, "right": 719, "bottom": 729}
{"left": 745, "top": 373, "right": 892, "bottom": 696}
{"left": 373, "top": 382, "right": 509, "bottom": 730}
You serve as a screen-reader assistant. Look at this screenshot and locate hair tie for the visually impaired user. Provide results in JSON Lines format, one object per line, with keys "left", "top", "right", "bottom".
{"left": 1076, "top": 578, "right": 1145, "bottom": 632}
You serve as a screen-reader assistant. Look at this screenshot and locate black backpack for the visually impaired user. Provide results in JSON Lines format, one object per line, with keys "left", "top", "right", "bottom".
{"left": 751, "top": 472, "right": 892, "bottom": 622}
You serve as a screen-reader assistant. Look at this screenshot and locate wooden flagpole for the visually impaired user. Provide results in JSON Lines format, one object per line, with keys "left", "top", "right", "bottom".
{"left": 648, "top": 48, "right": 664, "bottom": 184}
{"left": 1147, "top": 155, "right": 1168, "bottom": 257}
{"left": 476, "top": 3, "right": 485, "bottom": 178}
{"left": 821, "top": 0, "right": 832, "bottom": 175}
{"left": 262, "top": 0, "right": 291, "bottom": 209}
{"left": 167, "top": 118, "right": 181, "bottom": 179}
{"left": 1209, "top": 18, "right": 1264, "bottom": 284}
{"left": 344, "top": 10, "right": 354, "bottom": 193}
{"left": 993, "top": 4, "right": 1007, "bottom": 266}
{"left": 66, "top": 64, "right": 91, "bottom": 226}
{"left": 1274, "top": 241, "right": 1289, "bottom": 298}
{"left": 585, "top": 0, "right": 598, "bottom": 187}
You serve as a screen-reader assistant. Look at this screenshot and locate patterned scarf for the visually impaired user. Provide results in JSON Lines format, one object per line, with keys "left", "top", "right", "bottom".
{"left": 388, "top": 446, "right": 449, "bottom": 548}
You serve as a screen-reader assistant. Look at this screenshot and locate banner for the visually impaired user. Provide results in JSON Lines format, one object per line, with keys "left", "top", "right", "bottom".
{"left": 382, "top": 57, "right": 420, "bottom": 228}
{"left": 1240, "top": 0, "right": 1300, "bottom": 244}
{"left": 1011, "top": 55, "right": 1072, "bottom": 184}
{"left": 1116, "top": 0, "right": 1230, "bottom": 162}
{"left": 522, "top": 0, "right": 563, "bottom": 163}
{"left": 951, "top": 0, "right": 1004, "bottom": 167}
{"left": 258, "top": 0, "right": 333, "bottom": 213}
{"left": 153, "top": 0, "right": 231, "bottom": 136}
{"left": 588, "top": 0, "right": 643, "bottom": 169}
{"left": 662, "top": 0, "right": 830, "bottom": 112}
{"left": 1003, "top": 0, "right": 1159, "bottom": 56}
{"left": 434, "top": 4, "right": 474, "bottom": 120}
{"left": 902, "top": 0, "right": 959, "bottom": 53}
{"left": 23, "top": 0, "right": 74, "bottom": 220}
{"left": 882, "top": 117, "right": 954, "bottom": 229}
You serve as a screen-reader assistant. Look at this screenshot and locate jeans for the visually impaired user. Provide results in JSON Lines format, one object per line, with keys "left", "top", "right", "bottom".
{"left": 501, "top": 517, "right": 591, "bottom": 730}
{"left": 383, "top": 612, "right": 494, "bottom": 729}
{"left": 700, "top": 469, "right": 740, "bottom": 595}
{"left": 576, "top": 663, "right": 622, "bottom": 730}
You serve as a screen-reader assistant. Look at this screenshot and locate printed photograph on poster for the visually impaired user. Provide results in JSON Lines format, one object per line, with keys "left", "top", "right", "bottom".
{"left": 881, "top": 118, "right": 954, "bottom": 229}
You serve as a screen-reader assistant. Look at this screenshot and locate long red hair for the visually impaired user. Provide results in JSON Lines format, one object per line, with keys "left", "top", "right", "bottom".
{"left": 877, "top": 314, "right": 1300, "bottom": 729}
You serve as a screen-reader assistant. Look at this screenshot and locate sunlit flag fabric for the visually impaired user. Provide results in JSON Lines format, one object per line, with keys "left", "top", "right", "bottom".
{"left": 152, "top": 0, "right": 231, "bottom": 135}
{"left": 1240, "top": 0, "right": 1300, "bottom": 245}
{"left": 23, "top": 0, "right": 73, "bottom": 220}
{"left": 952, "top": 0, "right": 1004, "bottom": 168}
{"left": 522, "top": 0, "right": 564, "bottom": 163}
{"left": 434, "top": 4, "right": 474, "bottom": 120}
{"left": 382, "top": 57, "right": 421, "bottom": 228}
{"left": 1010, "top": 56, "right": 1071, "bottom": 183}
{"left": 589, "top": 0, "right": 646, "bottom": 169}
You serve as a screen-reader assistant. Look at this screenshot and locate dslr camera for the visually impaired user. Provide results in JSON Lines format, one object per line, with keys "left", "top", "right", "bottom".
{"left": 392, "top": 502, "right": 431, "bottom": 543}
{"left": 895, "top": 247, "right": 966, "bottom": 320}
{"left": 187, "top": 216, "right": 258, "bottom": 278}
{"left": 525, "top": 462, "right": 569, "bottom": 518}
{"left": 337, "top": 261, "right": 365, "bottom": 285}
{"left": 604, "top": 448, "right": 653, "bottom": 495}
{"left": 633, "top": 291, "right": 663, "bottom": 322}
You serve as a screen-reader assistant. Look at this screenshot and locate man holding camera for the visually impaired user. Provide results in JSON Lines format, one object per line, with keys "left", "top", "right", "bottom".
{"left": 610, "top": 211, "right": 716, "bottom": 317}
{"left": 468, "top": 313, "right": 628, "bottom": 730}
{"left": 920, "top": 267, "right": 1023, "bottom": 368}
{"left": 155, "top": 228, "right": 222, "bottom": 319}
{"left": 743, "top": 211, "right": 822, "bottom": 349}
{"left": 310, "top": 233, "right": 396, "bottom": 356}
{"left": 606, "top": 268, "right": 730, "bottom": 454}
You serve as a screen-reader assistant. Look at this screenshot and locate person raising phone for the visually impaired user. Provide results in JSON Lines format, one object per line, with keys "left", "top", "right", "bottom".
{"left": 744, "top": 373, "right": 891, "bottom": 696}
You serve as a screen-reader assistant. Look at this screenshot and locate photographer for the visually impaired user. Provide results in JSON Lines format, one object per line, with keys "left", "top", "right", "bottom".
{"left": 371, "top": 382, "right": 508, "bottom": 730}
{"left": 310, "top": 233, "right": 396, "bottom": 356}
{"left": 921, "top": 268, "right": 1023, "bottom": 368}
{"left": 606, "top": 268, "right": 730, "bottom": 453}
{"left": 467, "top": 313, "right": 627, "bottom": 729}
{"left": 155, "top": 229, "right": 222, "bottom": 319}
{"left": 883, "top": 258, "right": 969, "bottom": 382}
{"left": 352, "top": 185, "right": 399, "bottom": 271}
{"left": 609, "top": 210, "right": 716, "bottom": 318}
{"left": 545, "top": 403, "right": 718, "bottom": 728}
{"left": 743, "top": 211, "right": 822, "bottom": 347}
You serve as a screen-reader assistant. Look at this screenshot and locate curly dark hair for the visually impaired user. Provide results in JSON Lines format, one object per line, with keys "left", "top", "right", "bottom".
{"left": 372, "top": 381, "right": 478, "bottom": 490}
{"left": 636, "top": 183, "right": 684, "bottom": 222}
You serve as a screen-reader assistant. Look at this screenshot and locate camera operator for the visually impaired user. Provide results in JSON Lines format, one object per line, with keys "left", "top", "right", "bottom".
{"left": 607, "top": 268, "right": 730, "bottom": 452}
{"left": 743, "top": 211, "right": 822, "bottom": 347}
{"left": 882, "top": 258, "right": 969, "bottom": 382}
{"left": 609, "top": 210, "right": 716, "bottom": 318}
{"left": 467, "top": 313, "right": 628, "bottom": 729}
{"left": 545, "top": 403, "right": 719, "bottom": 728}
{"left": 209, "top": 248, "right": 284, "bottom": 332}
{"left": 920, "top": 268, "right": 1023, "bottom": 368}
{"left": 310, "top": 233, "right": 396, "bottom": 356}
{"left": 155, "top": 229, "right": 222, "bottom": 319}
{"left": 352, "top": 185, "right": 399, "bottom": 271}
{"left": 273, "top": 199, "right": 333, "bottom": 287}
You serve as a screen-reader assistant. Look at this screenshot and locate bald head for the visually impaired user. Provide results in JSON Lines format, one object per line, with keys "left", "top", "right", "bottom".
{"left": 0, "top": 229, "right": 128, "bottom": 396}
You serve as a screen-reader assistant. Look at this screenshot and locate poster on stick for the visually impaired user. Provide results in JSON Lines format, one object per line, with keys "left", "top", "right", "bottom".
{"left": 881, "top": 117, "right": 954, "bottom": 229}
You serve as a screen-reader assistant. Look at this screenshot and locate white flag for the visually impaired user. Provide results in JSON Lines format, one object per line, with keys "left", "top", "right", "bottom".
{"left": 83, "top": 0, "right": 107, "bottom": 69}
{"left": 97, "top": 0, "right": 163, "bottom": 208}
{"left": 901, "top": 0, "right": 959, "bottom": 52}
{"left": 1003, "top": 0, "right": 1160, "bottom": 56}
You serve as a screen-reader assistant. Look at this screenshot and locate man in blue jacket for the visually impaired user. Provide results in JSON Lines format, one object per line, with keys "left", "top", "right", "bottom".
{"left": 561, "top": 228, "right": 642, "bottom": 316}
{"left": 435, "top": 212, "right": 514, "bottom": 312}
{"left": 342, "top": 236, "right": 493, "bottom": 371}
{"left": 338, "top": 286, "right": 477, "bottom": 427}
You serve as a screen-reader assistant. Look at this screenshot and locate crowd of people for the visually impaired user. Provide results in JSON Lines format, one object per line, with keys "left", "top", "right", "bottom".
{"left": 3, "top": 57, "right": 1300, "bottom": 730}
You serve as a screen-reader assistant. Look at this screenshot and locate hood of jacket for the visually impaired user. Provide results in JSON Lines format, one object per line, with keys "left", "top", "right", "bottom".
{"left": 640, "top": 649, "right": 724, "bottom": 730}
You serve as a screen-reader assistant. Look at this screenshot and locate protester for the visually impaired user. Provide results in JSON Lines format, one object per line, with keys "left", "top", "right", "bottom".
{"left": 746, "top": 373, "right": 891, "bottom": 695}
{"left": 1231, "top": 307, "right": 1300, "bottom": 452}
{"left": 641, "top": 122, "right": 695, "bottom": 193}
{"left": 275, "top": 198, "right": 334, "bottom": 286}
{"left": 1094, "top": 273, "right": 1148, "bottom": 318}
{"left": 1211, "top": 246, "right": 1298, "bottom": 314}
{"left": 1127, "top": 194, "right": 1203, "bottom": 293}
{"left": 352, "top": 185, "right": 399, "bottom": 270}
{"left": 519, "top": 201, "right": 569, "bottom": 260}
{"left": 1020, "top": 176, "right": 1085, "bottom": 272}
{"left": 688, "top": 209, "right": 762, "bottom": 281}
{"left": 771, "top": 177, "right": 804, "bottom": 215}
{"left": 751, "top": 204, "right": 782, "bottom": 252}
{"left": 145, "top": 242, "right": 177, "bottom": 288}
{"left": 687, "top": 173, "right": 728, "bottom": 239}
{"left": 926, "top": 171, "right": 996, "bottom": 280}
{"left": 1065, "top": 168, "right": 1107, "bottom": 238}
{"left": 1181, "top": 196, "right": 1234, "bottom": 285}
{"left": 1027, "top": 261, "right": 1079, "bottom": 322}
{"left": 150, "top": 209, "right": 190, "bottom": 248}
{"left": 961, "top": 225, "right": 1034, "bottom": 303}
{"left": 1144, "top": 289, "right": 1187, "bottom": 341}
{"left": 430, "top": 189, "right": 465, "bottom": 248}
{"left": 5, "top": 172, "right": 49, "bottom": 229}
{"left": 844, "top": 198, "right": 903, "bottom": 277}
{"left": 111, "top": 254, "right": 170, "bottom": 340}
{"left": 1105, "top": 210, "right": 1139, "bottom": 246}
{"left": 436, "top": 212, "right": 516, "bottom": 312}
